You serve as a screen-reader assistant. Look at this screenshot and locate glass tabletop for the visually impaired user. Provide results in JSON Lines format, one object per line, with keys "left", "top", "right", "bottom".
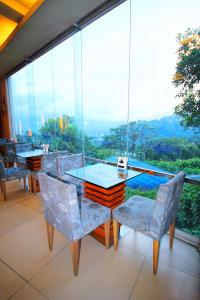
{"left": 17, "top": 149, "right": 43, "bottom": 158}
{"left": 65, "top": 163, "right": 142, "bottom": 189}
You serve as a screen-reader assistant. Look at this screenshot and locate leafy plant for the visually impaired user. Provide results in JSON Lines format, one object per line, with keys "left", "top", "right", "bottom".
{"left": 173, "top": 28, "right": 200, "bottom": 131}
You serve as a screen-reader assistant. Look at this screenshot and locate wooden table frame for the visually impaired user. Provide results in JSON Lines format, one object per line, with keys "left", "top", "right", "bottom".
{"left": 17, "top": 153, "right": 42, "bottom": 193}
{"left": 84, "top": 181, "right": 126, "bottom": 247}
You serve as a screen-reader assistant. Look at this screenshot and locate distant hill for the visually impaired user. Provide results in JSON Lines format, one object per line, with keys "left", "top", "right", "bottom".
{"left": 143, "top": 115, "right": 197, "bottom": 139}
{"left": 84, "top": 115, "right": 198, "bottom": 139}
{"left": 84, "top": 120, "right": 123, "bottom": 137}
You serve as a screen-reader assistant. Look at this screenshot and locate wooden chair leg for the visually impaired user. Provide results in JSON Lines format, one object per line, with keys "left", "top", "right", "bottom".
{"left": 32, "top": 177, "right": 37, "bottom": 194}
{"left": 153, "top": 240, "right": 160, "bottom": 274}
{"left": 113, "top": 220, "right": 119, "bottom": 251}
{"left": 169, "top": 221, "right": 175, "bottom": 249}
{"left": 28, "top": 176, "right": 32, "bottom": 193}
{"left": 46, "top": 222, "right": 54, "bottom": 251}
{"left": 70, "top": 239, "right": 82, "bottom": 276}
{"left": 23, "top": 177, "right": 26, "bottom": 191}
{"left": 1, "top": 182, "right": 7, "bottom": 201}
{"left": 104, "top": 220, "right": 110, "bottom": 249}
{"left": 0, "top": 182, "right": 2, "bottom": 193}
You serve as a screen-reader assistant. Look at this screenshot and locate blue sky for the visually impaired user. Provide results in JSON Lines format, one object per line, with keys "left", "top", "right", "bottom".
{"left": 9, "top": 0, "right": 200, "bottom": 133}
{"left": 82, "top": 0, "right": 200, "bottom": 122}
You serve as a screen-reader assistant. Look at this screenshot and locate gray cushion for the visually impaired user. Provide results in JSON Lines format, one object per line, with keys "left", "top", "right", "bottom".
{"left": 38, "top": 173, "right": 110, "bottom": 242}
{"left": 113, "top": 172, "right": 185, "bottom": 240}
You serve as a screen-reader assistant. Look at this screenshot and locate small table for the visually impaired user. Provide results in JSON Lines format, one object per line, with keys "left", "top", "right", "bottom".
{"left": 65, "top": 163, "right": 142, "bottom": 246}
{"left": 17, "top": 149, "right": 43, "bottom": 192}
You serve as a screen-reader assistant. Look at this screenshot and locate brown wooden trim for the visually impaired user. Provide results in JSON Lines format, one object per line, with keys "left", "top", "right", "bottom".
{"left": 84, "top": 193, "right": 124, "bottom": 207}
{"left": 70, "top": 239, "right": 82, "bottom": 276}
{"left": 113, "top": 220, "right": 119, "bottom": 250}
{"left": 0, "top": 2, "right": 23, "bottom": 23}
{"left": 0, "top": 0, "right": 45, "bottom": 52}
{"left": 84, "top": 182, "right": 125, "bottom": 195}
{"left": 0, "top": 77, "right": 11, "bottom": 138}
{"left": 0, "top": 0, "right": 28, "bottom": 16}
{"left": 85, "top": 180, "right": 124, "bottom": 246}
{"left": 153, "top": 240, "right": 160, "bottom": 274}
{"left": 90, "top": 231, "right": 113, "bottom": 246}
{"left": 27, "top": 156, "right": 42, "bottom": 171}
{"left": 46, "top": 221, "right": 54, "bottom": 251}
{"left": 85, "top": 188, "right": 124, "bottom": 200}
{"left": 169, "top": 221, "right": 175, "bottom": 249}
{"left": 104, "top": 220, "right": 111, "bottom": 249}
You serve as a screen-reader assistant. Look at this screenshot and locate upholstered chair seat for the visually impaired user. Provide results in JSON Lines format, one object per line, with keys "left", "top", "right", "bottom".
{"left": 56, "top": 153, "right": 85, "bottom": 196}
{"left": 113, "top": 195, "right": 155, "bottom": 236}
{"left": 32, "top": 151, "right": 69, "bottom": 193}
{"left": 0, "top": 154, "right": 31, "bottom": 200}
{"left": 2, "top": 142, "right": 16, "bottom": 166}
{"left": 38, "top": 173, "right": 111, "bottom": 276}
{"left": 113, "top": 172, "right": 185, "bottom": 274}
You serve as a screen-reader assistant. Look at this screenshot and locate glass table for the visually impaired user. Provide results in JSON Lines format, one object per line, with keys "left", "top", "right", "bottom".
{"left": 17, "top": 149, "right": 43, "bottom": 170}
{"left": 66, "top": 163, "right": 142, "bottom": 246}
{"left": 17, "top": 149, "right": 43, "bottom": 192}
{"left": 17, "top": 149, "right": 43, "bottom": 159}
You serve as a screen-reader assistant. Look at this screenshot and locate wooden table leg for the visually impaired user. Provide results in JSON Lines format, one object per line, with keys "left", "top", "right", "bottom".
{"left": 26, "top": 156, "right": 41, "bottom": 193}
{"left": 84, "top": 182, "right": 125, "bottom": 247}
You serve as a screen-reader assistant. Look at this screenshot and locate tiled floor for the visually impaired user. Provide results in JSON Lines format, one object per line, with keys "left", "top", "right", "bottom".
{"left": 0, "top": 181, "right": 199, "bottom": 300}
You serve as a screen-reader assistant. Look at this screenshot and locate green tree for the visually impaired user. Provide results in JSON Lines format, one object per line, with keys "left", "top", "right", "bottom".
{"left": 39, "top": 116, "right": 78, "bottom": 152}
{"left": 39, "top": 115, "right": 114, "bottom": 159}
{"left": 103, "top": 121, "right": 155, "bottom": 158}
{"left": 141, "top": 137, "right": 199, "bottom": 161}
{"left": 173, "top": 28, "right": 200, "bottom": 131}
{"left": 103, "top": 124, "right": 128, "bottom": 154}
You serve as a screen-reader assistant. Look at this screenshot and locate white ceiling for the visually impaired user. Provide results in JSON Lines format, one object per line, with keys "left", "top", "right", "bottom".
{"left": 0, "top": 0, "right": 119, "bottom": 77}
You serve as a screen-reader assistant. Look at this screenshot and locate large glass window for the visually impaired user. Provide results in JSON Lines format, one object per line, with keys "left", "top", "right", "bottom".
{"left": 127, "top": 0, "right": 200, "bottom": 237}
{"left": 8, "top": 36, "right": 79, "bottom": 152}
{"left": 82, "top": 1, "right": 130, "bottom": 159}
{"left": 8, "top": 65, "right": 35, "bottom": 143}
{"left": 7, "top": 0, "right": 200, "bottom": 237}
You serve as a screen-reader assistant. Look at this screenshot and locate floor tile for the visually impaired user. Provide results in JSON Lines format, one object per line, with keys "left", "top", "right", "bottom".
{"left": 9, "top": 283, "right": 47, "bottom": 300}
{"left": 118, "top": 229, "right": 152, "bottom": 256}
{"left": 0, "top": 214, "right": 68, "bottom": 280}
{"left": 1, "top": 179, "right": 200, "bottom": 300}
{"left": 0, "top": 260, "right": 25, "bottom": 300}
{"left": 0, "top": 183, "right": 24, "bottom": 205}
{"left": 30, "top": 236, "right": 145, "bottom": 300}
{"left": 0, "top": 203, "right": 38, "bottom": 236}
{"left": 17, "top": 194, "right": 44, "bottom": 213}
{"left": 0, "top": 180, "right": 29, "bottom": 203}
{"left": 147, "top": 235, "right": 200, "bottom": 278}
{"left": 130, "top": 259, "right": 200, "bottom": 300}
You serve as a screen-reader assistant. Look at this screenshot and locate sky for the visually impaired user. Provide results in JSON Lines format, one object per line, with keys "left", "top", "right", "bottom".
{"left": 82, "top": 0, "right": 200, "bottom": 122}
{"left": 9, "top": 0, "right": 200, "bottom": 133}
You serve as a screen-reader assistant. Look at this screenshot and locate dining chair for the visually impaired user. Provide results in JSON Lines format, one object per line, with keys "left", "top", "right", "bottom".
{"left": 38, "top": 173, "right": 111, "bottom": 276}
{"left": 32, "top": 150, "right": 69, "bottom": 193}
{"left": 0, "top": 138, "right": 8, "bottom": 145}
{"left": 56, "top": 153, "right": 85, "bottom": 196}
{"left": 2, "top": 142, "right": 16, "bottom": 167}
{"left": 112, "top": 171, "right": 185, "bottom": 274}
{"left": 0, "top": 154, "right": 31, "bottom": 201}
{"left": 15, "top": 143, "right": 33, "bottom": 153}
{"left": 15, "top": 143, "right": 34, "bottom": 166}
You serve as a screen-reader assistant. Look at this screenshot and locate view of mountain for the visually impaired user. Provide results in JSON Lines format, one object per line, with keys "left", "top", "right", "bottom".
{"left": 142, "top": 115, "right": 197, "bottom": 139}
{"left": 85, "top": 115, "right": 197, "bottom": 139}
